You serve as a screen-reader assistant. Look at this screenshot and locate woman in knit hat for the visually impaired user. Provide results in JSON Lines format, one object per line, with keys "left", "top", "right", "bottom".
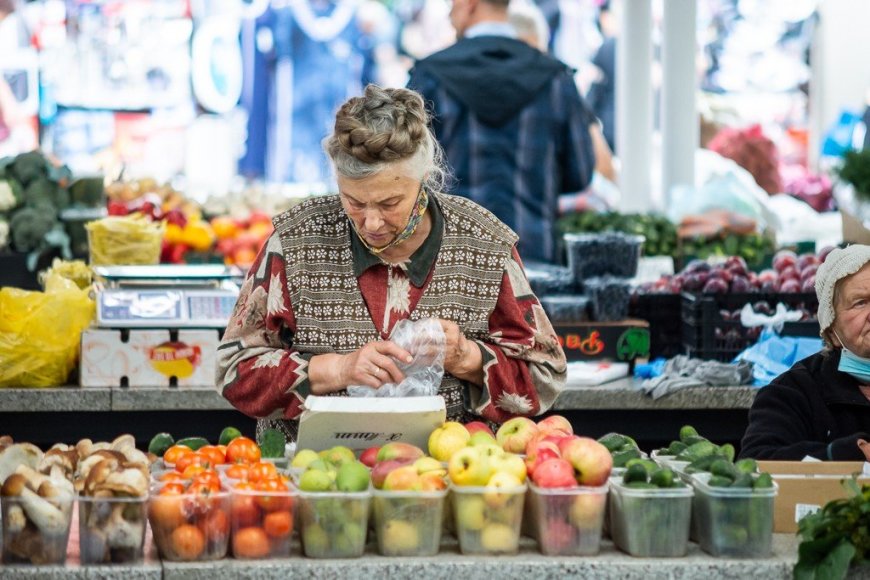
{"left": 741, "top": 245, "right": 870, "bottom": 460}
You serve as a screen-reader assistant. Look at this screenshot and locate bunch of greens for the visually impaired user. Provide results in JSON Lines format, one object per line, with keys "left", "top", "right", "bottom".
{"left": 557, "top": 211, "right": 678, "bottom": 258}
{"left": 795, "top": 479, "right": 870, "bottom": 580}
{"left": 837, "top": 149, "right": 870, "bottom": 202}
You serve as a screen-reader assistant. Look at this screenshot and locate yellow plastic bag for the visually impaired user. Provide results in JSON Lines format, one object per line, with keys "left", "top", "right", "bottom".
{"left": 0, "top": 273, "right": 95, "bottom": 387}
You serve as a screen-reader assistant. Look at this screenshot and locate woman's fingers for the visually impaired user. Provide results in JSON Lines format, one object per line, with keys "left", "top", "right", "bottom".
{"left": 371, "top": 353, "right": 405, "bottom": 384}
{"left": 375, "top": 340, "right": 413, "bottom": 364}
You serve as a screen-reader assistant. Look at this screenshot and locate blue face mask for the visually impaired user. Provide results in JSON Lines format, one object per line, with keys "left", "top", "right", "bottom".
{"left": 836, "top": 332, "right": 870, "bottom": 383}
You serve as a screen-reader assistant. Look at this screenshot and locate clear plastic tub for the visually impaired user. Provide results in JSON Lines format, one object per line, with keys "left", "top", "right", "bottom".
{"left": 1, "top": 492, "right": 75, "bottom": 565}
{"left": 650, "top": 450, "right": 690, "bottom": 474}
{"left": 298, "top": 489, "right": 371, "bottom": 558}
{"left": 148, "top": 490, "right": 231, "bottom": 561}
{"left": 609, "top": 479, "right": 693, "bottom": 557}
{"left": 451, "top": 484, "right": 526, "bottom": 555}
{"left": 691, "top": 473, "right": 777, "bottom": 558}
{"left": 528, "top": 482, "right": 608, "bottom": 556}
{"left": 564, "top": 232, "right": 644, "bottom": 282}
{"left": 372, "top": 488, "right": 448, "bottom": 557}
{"left": 78, "top": 495, "right": 148, "bottom": 564}
{"left": 584, "top": 277, "right": 632, "bottom": 321}
{"left": 229, "top": 487, "right": 297, "bottom": 559}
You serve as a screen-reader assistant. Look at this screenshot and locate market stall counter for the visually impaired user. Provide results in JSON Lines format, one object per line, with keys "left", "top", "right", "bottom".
{"left": 0, "top": 534, "right": 802, "bottom": 580}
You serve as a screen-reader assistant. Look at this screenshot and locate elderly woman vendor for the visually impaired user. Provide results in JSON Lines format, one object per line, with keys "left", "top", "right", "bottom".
{"left": 216, "top": 85, "right": 567, "bottom": 441}
{"left": 741, "top": 245, "right": 870, "bottom": 460}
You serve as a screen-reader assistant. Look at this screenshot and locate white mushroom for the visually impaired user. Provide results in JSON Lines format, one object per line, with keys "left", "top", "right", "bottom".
{"left": 1, "top": 473, "right": 69, "bottom": 534}
{"left": 98, "top": 465, "right": 149, "bottom": 498}
{"left": 111, "top": 435, "right": 136, "bottom": 452}
{"left": 0, "top": 443, "right": 43, "bottom": 484}
{"left": 14, "top": 465, "right": 50, "bottom": 491}
{"left": 117, "top": 446, "right": 150, "bottom": 467}
{"left": 76, "top": 450, "right": 124, "bottom": 486}
{"left": 39, "top": 448, "right": 78, "bottom": 479}
{"left": 104, "top": 504, "right": 145, "bottom": 549}
{"left": 76, "top": 438, "right": 94, "bottom": 459}
{"left": 5, "top": 504, "right": 26, "bottom": 533}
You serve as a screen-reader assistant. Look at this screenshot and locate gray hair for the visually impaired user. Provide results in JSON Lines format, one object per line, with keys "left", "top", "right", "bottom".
{"left": 324, "top": 84, "right": 450, "bottom": 193}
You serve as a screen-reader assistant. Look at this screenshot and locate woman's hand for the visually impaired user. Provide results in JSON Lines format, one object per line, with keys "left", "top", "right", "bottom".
{"left": 337, "top": 340, "right": 412, "bottom": 389}
{"left": 439, "top": 320, "right": 484, "bottom": 385}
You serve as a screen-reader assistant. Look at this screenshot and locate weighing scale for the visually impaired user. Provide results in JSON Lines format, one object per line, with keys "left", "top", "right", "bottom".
{"left": 93, "top": 265, "right": 243, "bottom": 328}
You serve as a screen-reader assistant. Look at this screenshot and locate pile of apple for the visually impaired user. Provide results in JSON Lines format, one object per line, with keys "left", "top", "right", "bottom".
{"left": 638, "top": 247, "right": 834, "bottom": 296}
{"left": 291, "top": 446, "right": 371, "bottom": 559}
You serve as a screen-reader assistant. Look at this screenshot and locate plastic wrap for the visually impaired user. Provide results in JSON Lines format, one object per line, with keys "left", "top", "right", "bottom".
{"left": 584, "top": 277, "right": 631, "bottom": 321}
{"left": 540, "top": 295, "right": 590, "bottom": 323}
{"left": 347, "top": 318, "right": 445, "bottom": 398}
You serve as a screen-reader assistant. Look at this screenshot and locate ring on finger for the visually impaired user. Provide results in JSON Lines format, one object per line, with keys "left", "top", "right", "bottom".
{"left": 372, "top": 365, "right": 381, "bottom": 376}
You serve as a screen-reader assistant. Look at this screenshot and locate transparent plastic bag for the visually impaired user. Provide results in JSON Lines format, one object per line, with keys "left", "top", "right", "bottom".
{"left": 0, "top": 272, "right": 95, "bottom": 387}
{"left": 347, "top": 318, "right": 445, "bottom": 398}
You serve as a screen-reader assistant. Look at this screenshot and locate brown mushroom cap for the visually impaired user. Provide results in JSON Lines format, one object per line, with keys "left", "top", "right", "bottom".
{"left": 39, "top": 448, "right": 78, "bottom": 477}
{"left": 1, "top": 473, "right": 29, "bottom": 496}
{"left": 83, "top": 457, "right": 120, "bottom": 496}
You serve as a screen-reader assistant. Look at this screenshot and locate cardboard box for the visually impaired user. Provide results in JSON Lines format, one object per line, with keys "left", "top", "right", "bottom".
{"left": 757, "top": 460, "right": 870, "bottom": 533}
{"left": 296, "top": 395, "right": 446, "bottom": 453}
{"left": 553, "top": 320, "right": 650, "bottom": 363}
{"left": 80, "top": 329, "right": 219, "bottom": 387}
{"left": 841, "top": 208, "right": 870, "bottom": 245}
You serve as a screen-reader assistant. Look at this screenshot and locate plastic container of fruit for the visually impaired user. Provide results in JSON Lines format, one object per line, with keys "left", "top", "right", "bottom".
{"left": 78, "top": 495, "right": 148, "bottom": 565}
{"left": 1, "top": 492, "right": 75, "bottom": 565}
{"left": 584, "top": 276, "right": 632, "bottom": 321}
{"left": 148, "top": 489, "right": 231, "bottom": 561}
{"left": 690, "top": 473, "right": 777, "bottom": 558}
{"left": 527, "top": 482, "right": 608, "bottom": 556}
{"left": 451, "top": 484, "right": 527, "bottom": 556}
{"left": 371, "top": 487, "right": 448, "bottom": 557}
{"left": 564, "top": 232, "right": 644, "bottom": 283}
{"left": 297, "top": 489, "right": 371, "bottom": 559}
{"left": 609, "top": 479, "right": 693, "bottom": 557}
{"left": 229, "top": 486, "right": 298, "bottom": 559}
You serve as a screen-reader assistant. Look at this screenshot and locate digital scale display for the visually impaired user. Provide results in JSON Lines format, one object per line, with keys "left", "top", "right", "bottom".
{"left": 97, "top": 290, "right": 238, "bottom": 328}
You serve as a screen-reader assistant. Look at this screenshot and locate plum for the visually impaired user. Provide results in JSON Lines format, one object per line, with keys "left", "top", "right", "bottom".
{"left": 703, "top": 278, "right": 729, "bottom": 294}
{"left": 818, "top": 246, "right": 836, "bottom": 263}
{"left": 725, "top": 256, "right": 748, "bottom": 273}
{"left": 760, "top": 280, "right": 779, "bottom": 293}
{"left": 801, "top": 276, "right": 816, "bottom": 293}
{"left": 685, "top": 259, "right": 711, "bottom": 273}
{"left": 797, "top": 254, "right": 820, "bottom": 271}
{"left": 779, "top": 279, "right": 801, "bottom": 293}
{"left": 757, "top": 269, "right": 778, "bottom": 284}
{"left": 682, "top": 273, "right": 705, "bottom": 292}
{"left": 800, "top": 264, "right": 818, "bottom": 282}
{"left": 773, "top": 250, "right": 798, "bottom": 273}
{"left": 779, "top": 266, "right": 800, "bottom": 282}
{"left": 730, "top": 276, "right": 753, "bottom": 293}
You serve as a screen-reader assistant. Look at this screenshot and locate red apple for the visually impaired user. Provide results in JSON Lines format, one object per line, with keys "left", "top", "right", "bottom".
{"left": 524, "top": 440, "right": 561, "bottom": 476}
{"left": 371, "top": 458, "right": 414, "bottom": 489}
{"left": 541, "top": 519, "right": 576, "bottom": 554}
{"left": 464, "top": 421, "right": 496, "bottom": 439}
{"left": 359, "top": 446, "right": 380, "bottom": 468}
{"left": 559, "top": 437, "right": 613, "bottom": 486}
{"left": 532, "top": 458, "right": 578, "bottom": 488}
{"left": 536, "top": 415, "right": 574, "bottom": 436}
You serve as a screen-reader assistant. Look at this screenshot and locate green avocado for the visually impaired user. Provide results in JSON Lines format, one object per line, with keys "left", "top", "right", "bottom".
{"left": 175, "top": 436, "right": 210, "bottom": 451}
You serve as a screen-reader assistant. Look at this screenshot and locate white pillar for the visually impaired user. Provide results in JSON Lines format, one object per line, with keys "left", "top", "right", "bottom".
{"left": 661, "top": 0, "right": 698, "bottom": 207}
{"left": 616, "top": 0, "right": 653, "bottom": 213}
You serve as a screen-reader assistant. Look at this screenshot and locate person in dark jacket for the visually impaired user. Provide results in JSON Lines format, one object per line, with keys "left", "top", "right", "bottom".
{"left": 406, "top": 0, "right": 595, "bottom": 264}
{"left": 741, "top": 245, "right": 870, "bottom": 460}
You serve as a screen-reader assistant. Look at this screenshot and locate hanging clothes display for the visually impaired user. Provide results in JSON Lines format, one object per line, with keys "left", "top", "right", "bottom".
{"left": 263, "top": 0, "right": 372, "bottom": 183}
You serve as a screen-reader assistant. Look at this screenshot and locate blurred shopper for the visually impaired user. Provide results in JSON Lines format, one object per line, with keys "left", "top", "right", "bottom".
{"left": 408, "top": 0, "right": 595, "bottom": 264}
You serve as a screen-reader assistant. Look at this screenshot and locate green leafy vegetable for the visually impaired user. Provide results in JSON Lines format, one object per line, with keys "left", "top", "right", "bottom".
{"left": 259, "top": 428, "right": 286, "bottom": 459}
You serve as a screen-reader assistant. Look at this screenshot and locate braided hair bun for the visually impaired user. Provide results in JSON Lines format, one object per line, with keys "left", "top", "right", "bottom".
{"left": 330, "top": 85, "right": 430, "bottom": 164}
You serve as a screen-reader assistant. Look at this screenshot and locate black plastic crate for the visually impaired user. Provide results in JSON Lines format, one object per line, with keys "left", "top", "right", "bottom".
{"left": 681, "top": 291, "right": 819, "bottom": 362}
{"left": 630, "top": 292, "right": 683, "bottom": 359}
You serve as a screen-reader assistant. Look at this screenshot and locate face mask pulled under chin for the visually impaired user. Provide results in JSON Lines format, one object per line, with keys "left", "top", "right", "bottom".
{"left": 835, "top": 332, "right": 870, "bottom": 383}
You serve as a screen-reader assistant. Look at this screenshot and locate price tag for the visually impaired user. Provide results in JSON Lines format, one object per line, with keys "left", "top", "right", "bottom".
{"left": 795, "top": 503, "right": 821, "bottom": 523}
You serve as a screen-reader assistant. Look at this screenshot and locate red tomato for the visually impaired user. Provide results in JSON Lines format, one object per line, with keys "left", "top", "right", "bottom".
{"left": 164, "top": 445, "right": 194, "bottom": 465}
{"left": 199, "top": 445, "right": 226, "bottom": 466}
{"left": 254, "top": 478, "right": 292, "bottom": 512}
{"left": 232, "top": 527, "right": 270, "bottom": 559}
{"left": 263, "top": 510, "right": 293, "bottom": 538}
{"left": 247, "top": 462, "right": 278, "bottom": 483}
{"left": 230, "top": 483, "right": 261, "bottom": 528}
{"left": 225, "top": 463, "right": 251, "bottom": 481}
{"left": 175, "top": 452, "right": 212, "bottom": 474}
{"left": 226, "top": 437, "right": 261, "bottom": 464}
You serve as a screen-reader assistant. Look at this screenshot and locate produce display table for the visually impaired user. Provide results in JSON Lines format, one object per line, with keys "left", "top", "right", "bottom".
{"left": 0, "top": 378, "right": 760, "bottom": 450}
{"left": 0, "top": 535, "right": 804, "bottom": 580}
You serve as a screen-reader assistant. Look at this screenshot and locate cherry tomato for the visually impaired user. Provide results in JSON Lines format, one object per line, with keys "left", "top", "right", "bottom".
{"left": 181, "top": 465, "right": 207, "bottom": 480}
{"left": 247, "top": 462, "right": 278, "bottom": 483}
{"left": 164, "top": 445, "right": 194, "bottom": 465}
{"left": 198, "top": 506, "right": 229, "bottom": 543}
{"left": 159, "top": 482, "right": 185, "bottom": 496}
{"left": 149, "top": 493, "right": 187, "bottom": 529}
{"left": 158, "top": 471, "right": 187, "bottom": 483}
{"left": 191, "top": 471, "right": 221, "bottom": 493}
{"left": 254, "top": 477, "right": 291, "bottom": 512}
{"left": 199, "top": 445, "right": 226, "bottom": 466}
{"left": 263, "top": 510, "right": 293, "bottom": 538}
{"left": 170, "top": 524, "right": 206, "bottom": 560}
{"left": 232, "top": 527, "right": 270, "bottom": 559}
{"left": 225, "top": 463, "right": 251, "bottom": 481}
{"left": 175, "top": 452, "right": 212, "bottom": 474}
{"left": 230, "top": 482, "right": 261, "bottom": 528}
{"left": 226, "top": 437, "right": 261, "bottom": 464}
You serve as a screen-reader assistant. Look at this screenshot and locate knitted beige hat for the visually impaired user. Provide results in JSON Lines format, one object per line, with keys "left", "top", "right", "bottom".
{"left": 815, "top": 245, "right": 870, "bottom": 334}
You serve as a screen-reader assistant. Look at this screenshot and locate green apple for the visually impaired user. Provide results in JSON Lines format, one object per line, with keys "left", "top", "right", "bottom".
{"left": 302, "top": 523, "right": 330, "bottom": 556}
{"left": 480, "top": 522, "right": 518, "bottom": 552}
{"left": 468, "top": 431, "right": 498, "bottom": 447}
{"left": 483, "top": 471, "right": 524, "bottom": 508}
{"left": 335, "top": 460, "right": 371, "bottom": 492}
{"left": 455, "top": 495, "right": 487, "bottom": 531}
{"left": 380, "top": 519, "right": 420, "bottom": 554}
{"left": 291, "top": 448, "right": 320, "bottom": 470}
{"left": 320, "top": 446, "right": 357, "bottom": 467}
{"left": 448, "top": 447, "right": 491, "bottom": 486}
{"left": 299, "top": 468, "right": 333, "bottom": 492}
{"left": 428, "top": 422, "right": 471, "bottom": 462}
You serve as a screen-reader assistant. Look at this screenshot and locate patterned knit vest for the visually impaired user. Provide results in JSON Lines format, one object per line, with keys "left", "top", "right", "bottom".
{"left": 258, "top": 193, "right": 518, "bottom": 442}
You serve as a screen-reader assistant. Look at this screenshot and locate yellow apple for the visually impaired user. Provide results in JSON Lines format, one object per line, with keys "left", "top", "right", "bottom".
{"left": 429, "top": 422, "right": 471, "bottom": 462}
{"left": 480, "top": 522, "right": 518, "bottom": 552}
{"left": 455, "top": 495, "right": 487, "bottom": 531}
{"left": 380, "top": 519, "right": 420, "bottom": 554}
{"left": 483, "top": 471, "right": 524, "bottom": 508}
{"left": 496, "top": 417, "right": 539, "bottom": 454}
{"left": 419, "top": 471, "right": 448, "bottom": 491}
{"left": 489, "top": 453, "right": 527, "bottom": 483}
{"left": 413, "top": 456, "right": 444, "bottom": 474}
{"left": 569, "top": 492, "right": 606, "bottom": 530}
{"left": 291, "top": 448, "right": 320, "bottom": 470}
{"left": 448, "top": 447, "right": 491, "bottom": 486}
{"left": 468, "top": 431, "right": 498, "bottom": 447}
